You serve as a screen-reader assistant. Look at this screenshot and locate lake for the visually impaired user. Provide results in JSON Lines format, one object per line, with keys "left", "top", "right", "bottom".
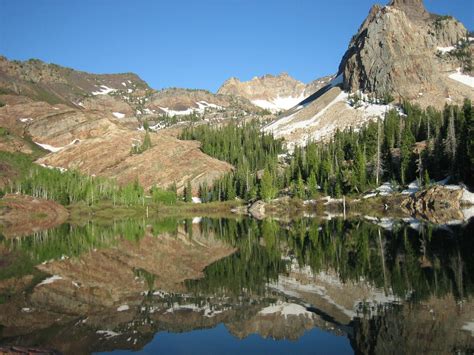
{"left": 0, "top": 217, "right": 473, "bottom": 354}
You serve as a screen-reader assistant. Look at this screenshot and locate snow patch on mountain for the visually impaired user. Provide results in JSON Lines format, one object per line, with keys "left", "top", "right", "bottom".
{"left": 437, "top": 46, "right": 456, "bottom": 54}
{"left": 449, "top": 68, "right": 474, "bottom": 88}
{"left": 92, "top": 85, "right": 116, "bottom": 95}
{"left": 35, "top": 142, "right": 64, "bottom": 153}
{"left": 112, "top": 112, "right": 125, "bottom": 119}
{"left": 158, "top": 101, "right": 223, "bottom": 117}
{"left": 37, "top": 275, "right": 63, "bottom": 287}
{"left": 252, "top": 95, "right": 305, "bottom": 112}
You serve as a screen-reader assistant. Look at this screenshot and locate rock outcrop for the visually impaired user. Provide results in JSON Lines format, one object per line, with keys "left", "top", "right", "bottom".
{"left": 401, "top": 186, "right": 466, "bottom": 223}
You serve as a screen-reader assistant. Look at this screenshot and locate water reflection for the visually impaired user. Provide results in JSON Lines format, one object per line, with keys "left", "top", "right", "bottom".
{"left": 0, "top": 217, "right": 472, "bottom": 354}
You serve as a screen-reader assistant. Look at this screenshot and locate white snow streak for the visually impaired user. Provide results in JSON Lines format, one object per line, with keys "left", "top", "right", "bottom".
{"left": 449, "top": 68, "right": 474, "bottom": 88}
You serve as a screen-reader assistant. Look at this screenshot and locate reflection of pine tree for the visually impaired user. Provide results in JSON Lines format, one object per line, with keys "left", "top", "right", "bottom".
{"left": 444, "top": 107, "right": 457, "bottom": 175}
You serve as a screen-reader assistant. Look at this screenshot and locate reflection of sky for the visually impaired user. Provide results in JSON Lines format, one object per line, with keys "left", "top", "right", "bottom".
{"left": 97, "top": 323, "right": 353, "bottom": 355}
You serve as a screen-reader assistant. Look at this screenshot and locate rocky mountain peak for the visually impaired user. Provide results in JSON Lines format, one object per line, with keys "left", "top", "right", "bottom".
{"left": 337, "top": 0, "right": 471, "bottom": 103}
{"left": 389, "top": 0, "right": 429, "bottom": 21}
{"left": 217, "top": 73, "right": 307, "bottom": 112}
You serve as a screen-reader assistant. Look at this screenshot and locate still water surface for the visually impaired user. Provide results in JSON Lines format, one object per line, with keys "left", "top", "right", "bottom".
{"left": 0, "top": 217, "right": 473, "bottom": 354}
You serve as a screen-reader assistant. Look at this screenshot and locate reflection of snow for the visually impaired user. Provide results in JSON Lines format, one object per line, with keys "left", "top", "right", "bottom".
{"left": 259, "top": 301, "right": 315, "bottom": 318}
{"left": 97, "top": 330, "right": 121, "bottom": 337}
{"left": 164, "top": 302, "right": 225, "bottom": 318}
{"left": 462, "top": 321, "right": 474, "bottom": 336}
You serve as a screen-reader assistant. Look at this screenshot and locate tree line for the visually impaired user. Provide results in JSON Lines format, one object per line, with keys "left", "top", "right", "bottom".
{"left": 180, "top": 100, "right": 473, "bottom": 201}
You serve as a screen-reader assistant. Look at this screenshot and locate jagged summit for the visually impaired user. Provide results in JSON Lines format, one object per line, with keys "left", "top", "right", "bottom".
{"left": 218, "top": 73, "right": 307, "bottom": 112}
{"left": 389, "top": 0, "right": 430, "bottom": 22}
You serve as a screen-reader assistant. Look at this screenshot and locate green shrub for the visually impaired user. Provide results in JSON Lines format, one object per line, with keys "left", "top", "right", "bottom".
{"left": 151, "top": 186, "right": 177, "bottom": 205}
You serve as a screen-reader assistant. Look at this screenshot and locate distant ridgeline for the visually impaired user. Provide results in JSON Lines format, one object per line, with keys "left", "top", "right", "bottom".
{"left": 180, "top": 100, "right": 474, "bottom": 201}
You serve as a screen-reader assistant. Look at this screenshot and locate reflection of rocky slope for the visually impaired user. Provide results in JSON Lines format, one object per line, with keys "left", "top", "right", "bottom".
{"left": 265, "top": 0, "right": 474, "bottom": 148}
{"left": 0, "top": 194, "right": 68, "bottom": 238}
{"left": 0, "top": 226, "right": 236, "bottom": 353}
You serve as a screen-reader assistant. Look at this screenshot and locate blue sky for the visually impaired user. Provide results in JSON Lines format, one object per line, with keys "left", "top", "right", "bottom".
{"left": 0, "top": 0, "right": 472, "bottom": 92}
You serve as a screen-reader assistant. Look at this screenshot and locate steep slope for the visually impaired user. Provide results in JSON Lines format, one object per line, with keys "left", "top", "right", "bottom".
{"left": 0, "top": 56, "right": 151, "bottom": 109}
{"left": 265, "top": 0, "right": 474, "bottom": 148}
{"left": 35, "top": 129, "right": 233, "bottom": 192}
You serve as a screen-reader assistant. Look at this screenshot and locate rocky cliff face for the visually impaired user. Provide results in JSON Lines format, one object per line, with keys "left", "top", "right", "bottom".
{"left": 338, "top": 0, "right": 471, "bottom": 102}
{"left": 218, "top": 73, "right": 308, "bottom": 112}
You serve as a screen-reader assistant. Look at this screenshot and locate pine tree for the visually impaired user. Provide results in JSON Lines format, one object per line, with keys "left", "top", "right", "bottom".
{"left": 260, "top": 169, "right": 277, "bottom": 202}
{"left": 444, "top": 107, "right": 457, "bottom": 175}
{"left": 295, "top": 172, "right": 305, "bottom": 199}
{"left": 185, "top": 180, "right": 193, "bottom": 202}
{"left": 354, "top": 146, "right": 367, "bottom": 192}
{"left": 307, "top": 172, "right": 318, "bottom": 198}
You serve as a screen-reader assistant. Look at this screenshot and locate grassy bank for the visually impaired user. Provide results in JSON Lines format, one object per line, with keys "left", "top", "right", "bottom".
{"left": 68, "top": 199, "right": 244, "bottom": 224}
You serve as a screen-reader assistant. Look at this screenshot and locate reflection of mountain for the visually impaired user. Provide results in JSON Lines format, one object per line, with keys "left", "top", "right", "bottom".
{"left": 351, "top": 296, "right": 474, "bottom": 354}
{"left": 226, "top": 301, "right": 345, "bottom": 341}
{"left": 0, "top": 217, "right": 473, "bottom": 353}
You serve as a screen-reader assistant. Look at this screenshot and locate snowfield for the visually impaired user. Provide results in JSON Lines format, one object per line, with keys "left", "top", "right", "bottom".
{"left": 437, "top": 46, "right": 456, "bottom": 54}
{"left": 112, "top": 112, "right": 125, "bottom": 119}
{"left": 252, "top": 95, "right": 305, "bottom": 112}
{"left": 449, "top": 68, "right": 474, "bottom": 88}
{"left": 158, "top": 101, "right": 222, "bottom": 117}
{"left": 92, "top": 85, "right": 116, "bottom": 95}
{"left": 37, "top": 275, "right": 63, "bottom": 287}
{"left": 35, "top": 142, "right": 64, "bottom": 153}
{"left": 265, "top": 88, "right": 393, "bottom": 150}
